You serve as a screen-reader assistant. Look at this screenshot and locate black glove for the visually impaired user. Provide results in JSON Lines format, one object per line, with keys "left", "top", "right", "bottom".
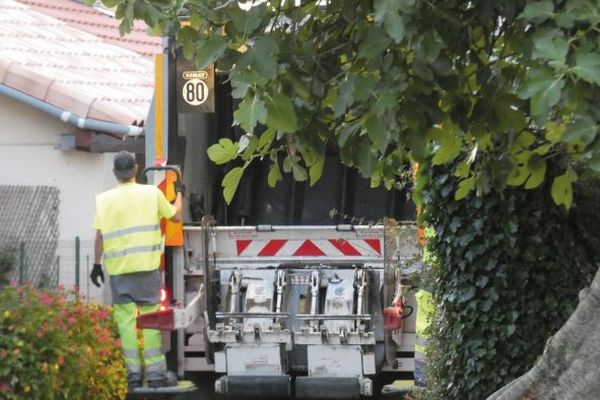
{"left": 173, "top": 181, "right": 186, "bottom": 195}
{"left": 90, "top": 263, "right": 105, "bottom": 288}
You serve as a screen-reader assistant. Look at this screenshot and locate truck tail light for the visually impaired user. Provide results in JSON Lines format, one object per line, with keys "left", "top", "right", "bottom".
{"left": 160, "top": 288, "right": 168, "bottom": 310}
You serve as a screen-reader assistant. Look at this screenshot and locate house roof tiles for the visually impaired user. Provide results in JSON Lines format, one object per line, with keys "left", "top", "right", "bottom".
{"left": 17, "top": 0, "right": 161, "bottom": 58}
{"left": 0, "top": 0, "right": 161, "bottom": 128}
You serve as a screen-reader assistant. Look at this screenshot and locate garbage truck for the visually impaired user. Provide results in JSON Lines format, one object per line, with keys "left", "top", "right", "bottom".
{"left": 135, "top": 46, "right": 424, "bottom": 399}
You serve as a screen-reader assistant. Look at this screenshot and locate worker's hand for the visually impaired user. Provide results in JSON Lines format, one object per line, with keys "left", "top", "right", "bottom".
{"left": 173, "top": 181, "right": 186, "bottom": 196}
{"left": 90, "top": 263, "right": 105, "bottom": 288}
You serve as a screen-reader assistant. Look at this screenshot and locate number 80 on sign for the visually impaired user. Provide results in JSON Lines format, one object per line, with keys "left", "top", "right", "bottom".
{"left": 182, "top": 78, "right": 209, "bottom": 106}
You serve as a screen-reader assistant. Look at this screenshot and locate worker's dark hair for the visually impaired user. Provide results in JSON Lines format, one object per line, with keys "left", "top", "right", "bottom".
{"left": 113, "top": 151, "right": 136, "bottom": 181}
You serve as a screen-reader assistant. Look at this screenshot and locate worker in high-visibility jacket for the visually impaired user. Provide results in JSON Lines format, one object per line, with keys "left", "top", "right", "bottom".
{"left": 90, "top": 150, "right": 183, "bottom": 390}
{"left": 414, "top": 288, "right": 434, "bottom": 386}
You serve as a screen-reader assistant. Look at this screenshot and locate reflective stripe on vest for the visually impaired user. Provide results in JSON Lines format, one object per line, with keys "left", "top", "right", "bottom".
{"left": 104, "top": 244, "right": 162, "bottom": 260}
{"left": 103, "top": 224, "right": 160, "bottom": 240}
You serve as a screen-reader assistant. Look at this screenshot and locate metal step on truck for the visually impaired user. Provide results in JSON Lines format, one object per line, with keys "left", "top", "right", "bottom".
{"left": 133, "top": 42, "right": 424, "bottom": 399}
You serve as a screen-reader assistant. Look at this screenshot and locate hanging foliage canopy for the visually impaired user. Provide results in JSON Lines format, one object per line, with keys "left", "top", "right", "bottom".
{"left": 100, "top": 0, "right": 600, "bottom": 206}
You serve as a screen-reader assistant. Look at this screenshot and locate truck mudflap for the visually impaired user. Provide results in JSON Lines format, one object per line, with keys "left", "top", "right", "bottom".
{"left": 215, "top": 376, "right": 291, "bottom": 397}
{"left": 295, "top": 377, "right": 371, "bottom": 399}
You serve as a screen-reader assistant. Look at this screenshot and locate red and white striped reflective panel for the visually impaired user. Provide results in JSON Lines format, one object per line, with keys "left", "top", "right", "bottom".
{"left": 235, "top": 239, "right": 381, "bottom": 257}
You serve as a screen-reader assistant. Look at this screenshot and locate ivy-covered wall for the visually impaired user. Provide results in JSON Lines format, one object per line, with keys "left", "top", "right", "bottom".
{"left": 420, "top": 164, "right": 599, "bottom": 400}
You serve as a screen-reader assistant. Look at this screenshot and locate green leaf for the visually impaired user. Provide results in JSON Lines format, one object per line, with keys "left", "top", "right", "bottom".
{"left": 353, "top": 76, "right": 376, "bottom": 102}
{"left": 556, "top": 13, "right": 574, "bottom": 28}
{"left": 230, "top": 73, "right": 249, "bottom": 99}
{"left": 572, "top": 52, "right": 600, "bottom": 85}
{"left": 357, "top": 142, "right": 377, "bottom": 178}
{"left": 370, "top": 161, "right": 383, "bottom": 189}
{"left": 291, "top": 163, "right": 308, "bottom": 182}
{"left": 229, "top": 7, "right": 263, "bottom": 35}
{"left": 358, "top": 26, "right": 391, "bottom": 60}
{"left": 118, "top": 2, "right": 134, "bottom": 35}
{"left": 518, "top": 68, "right": 565, "bottom": 116}
{"left": 563, "top": 116, "right": 597, "bottom": 145}
{"left": 534, "top": 143, "right": 553, "bottom": 155}
{"left": 524, "top": 155, "right": 546, "bottom": 189}
{"left": 251, "top": 36, "right": 279, "bottom": 79}
{"left": 422, "top": 33, "right": 444, "bottom": 63}
{"left": 239, "top": 134, "right": 258, "bottom": 160}
{"left": 372, "top": 90, "right": 397, "bottom": 114}
{"left": 545, "top": 121, "right": 566, "bottom": 143}
{"left": 309, "top": 156, "right": 325, "bottom": 186}
{"left": 337, "top": 122, "right": 360, "bottom": 147}
{"left": 207, "top": 138, "right": 239, "bottom": 165}
{"left": 189, "top": 14, "right": 202, "bottom": 30}
{"left": 454, "top": 160, "right": 470, "bottom": 178}
{"left": 589, "top": 154, "right": 600, "bottom": 172}
{"left": 455, "top": 176, "right": 475, "bottom": 200}
{"left": 365, "top": 114, "right": 388, "bottom": 153}
{"left": 234, "top": 95, "right": 267, "bottom": 134}
{"left": 414, "top": 58, "right": 433, "bottom": 81}
{"left": 429, "top": 125, "right": 462, "bottom": 165}
{"left": 551, "top": 172, "right": 574, "bottom": 209}
{"left": 476, "top": 275, "right": 489, "bottom": 288}
{"left": 507, "top": 152, "right": 531, "bottom": 187}
{"left": 516, "top": 131, "right": 536, "bottom": 148}
{"left": 267, "top": 162, "right": 282, "bottom": 187}
{"left": 384, "top": 13, "right": 405, "bottom": 43}
{"left": 398, "top": 0, "right": 417, "bottom": 13}
{"left": 493, "top": 96, "right": 526, "bottom": 132}
{"left": 518, "top": 0, "right": 554, "bottom": 22}
{"left": 258, "top": 128, "right": 276, "bottom": 150}
{"left": 196, "top": 35, "right": 228, "bottom": 70}
{"left": 265, "top": 94, "right": 298, "bottom": 133}
{"left": 333, "top": 78, "right": 355, "bottom": 117}
{"left": 373, "top": 0, "right": 395, "bottom": 23}
{"left": 283, "top": 155, "right": 293, "bottom": 173}
{"left": 222, "top": 167, "right": 244, "bottom": 204}
{"left": 373, "top": 0, "right": 408, "bottom": 43}
{"left": 507, "top": 324, "right": 516, "bottom": 337}
{"left": 532, "top": 34, "right": 569, "bottom": 67}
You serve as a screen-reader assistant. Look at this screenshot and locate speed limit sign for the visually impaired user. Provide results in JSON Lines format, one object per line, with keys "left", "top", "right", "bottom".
{"left": 175, "top": 54, "right": 214, "bottom": 113}
{"left": 182, "top": 78, "right": 209, "bottom": 106}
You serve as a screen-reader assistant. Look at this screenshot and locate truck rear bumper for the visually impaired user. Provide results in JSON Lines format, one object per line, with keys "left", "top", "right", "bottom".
{"left": 295, "top": 377, "right": 371, "bottom": 399}
{"left": 215, "top": 376, "right": 291, "bottom": 397}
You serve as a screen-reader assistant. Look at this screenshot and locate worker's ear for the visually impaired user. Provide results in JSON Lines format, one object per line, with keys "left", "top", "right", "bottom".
{"left": 133, "top": 164, "right": 139, "bottom": 176}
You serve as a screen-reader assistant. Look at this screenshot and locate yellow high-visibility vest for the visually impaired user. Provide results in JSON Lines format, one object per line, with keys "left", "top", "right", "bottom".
{"left": 415, "top": 289, "right": 434, "bottom": 355}
{"left": 93, "top": 183, "right": 176, "bottom": 275}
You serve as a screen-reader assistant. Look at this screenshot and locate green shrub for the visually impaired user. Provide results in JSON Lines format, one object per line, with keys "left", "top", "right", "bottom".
{"left": 0, "top": 284, "right": 127, "bottom": 399}
{"left": 417, "top": 160, "right": 599, "bottom": 399}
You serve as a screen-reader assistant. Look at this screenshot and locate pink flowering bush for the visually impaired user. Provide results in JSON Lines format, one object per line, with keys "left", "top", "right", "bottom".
{"left": 0, "top": 284, "right": 127, "bottom": 399}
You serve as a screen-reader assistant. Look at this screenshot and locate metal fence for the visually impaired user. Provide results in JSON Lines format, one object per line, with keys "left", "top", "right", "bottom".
{"left": 0, "top": 240, "right": 59, "bottom": 288}
{"left": 55, "top": 238, "right": 102, "bottom": 301}
{"left": 0, "top": 237, "right": 106, "bottom": 301}
{"left": 0, "top": 185, "right": 60, "bottom": 288}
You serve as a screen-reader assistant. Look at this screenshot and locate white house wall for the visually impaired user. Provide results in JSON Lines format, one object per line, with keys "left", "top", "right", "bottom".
{"left": 0, "top": 94, "right": 115, "bottom": 303}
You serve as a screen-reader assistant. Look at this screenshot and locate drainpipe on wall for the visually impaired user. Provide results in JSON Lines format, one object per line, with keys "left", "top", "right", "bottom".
{"left": 0, "top": 84, "right": 145, "bottom": 137}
